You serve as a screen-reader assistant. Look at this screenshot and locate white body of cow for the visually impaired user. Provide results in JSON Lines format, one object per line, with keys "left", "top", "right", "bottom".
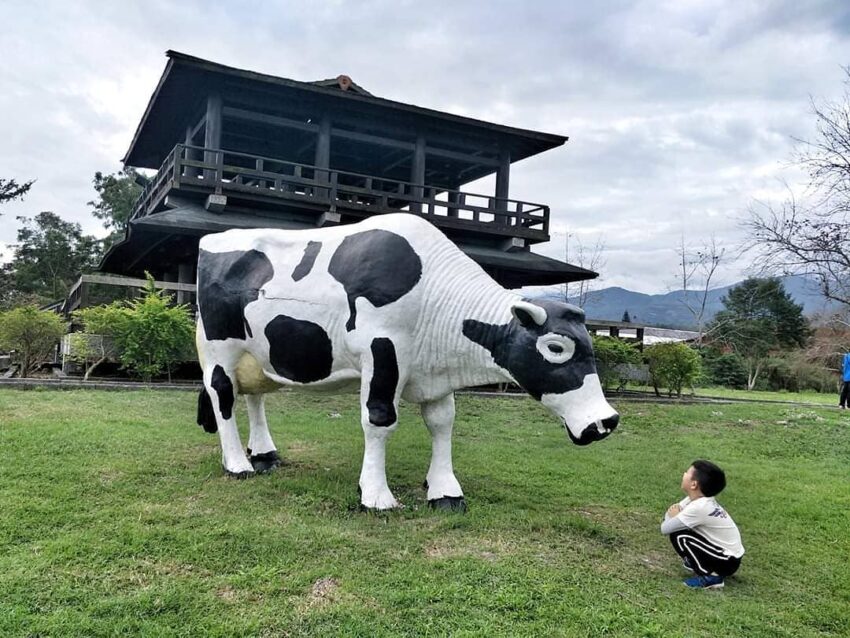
{"left": 196, "top": 213, "right": 618, "bottom": 510}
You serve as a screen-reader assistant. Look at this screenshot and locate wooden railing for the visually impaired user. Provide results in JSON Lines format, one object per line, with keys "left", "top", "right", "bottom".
{"left": 131, "top": 144, "right": 550, "bottom": 239}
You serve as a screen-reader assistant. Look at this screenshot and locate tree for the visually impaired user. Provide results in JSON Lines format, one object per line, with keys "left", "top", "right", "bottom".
{"left": 68, "top": 304, "right": 126, "bottom": 380}
{"left": 10, "top": 212, "right": 101, "bottom": 302}
{"left": 621, "top": 309, "right": 631, "bottom": 323}
{"left": 701, "top": 350, "right": 748, "bottom": 389}
{"left": 645, "top": 342, "right": 702, "bottom": 397}
{"left": 591, "top": 335, "right": 641, "bottom": 390}
{"left": 676, "top": 234, "right": 725, "bottom": 343}
{"left": 112, "top": 275, "right": 194, "bottom": 381}
{"left": 0, "top": 263, "right": 43, "bottom": 311}
{"left": 0, "top": 178, "right": 34, "bottom": 213}
{"left": 746, "top": 70, "right": 850, "bottom": 308}
{"left": 88, "top": 169, "right": 143, "bottom": 245}
{"left": 562, "top": 233, "right": 606, "bottom": 307}
{"left": 708, "top": 278, "right": 810, "bottom": 390}
{"left": 0, "top": 306, "right": 64, "bottom": 377}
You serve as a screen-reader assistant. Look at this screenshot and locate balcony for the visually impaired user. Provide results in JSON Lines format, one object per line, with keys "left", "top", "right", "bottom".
{"left": 131, "top": 144, "right": 551, "bottom": 245}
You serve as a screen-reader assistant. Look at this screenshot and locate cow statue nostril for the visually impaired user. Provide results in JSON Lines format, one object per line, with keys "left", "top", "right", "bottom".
{"left": 602, "top": 414, "right": 620, "bottom": 432}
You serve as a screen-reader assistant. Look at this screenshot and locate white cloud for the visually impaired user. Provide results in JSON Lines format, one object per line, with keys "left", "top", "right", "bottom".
{"left": 2, "top": 0, "right": 850, "bottom": 292}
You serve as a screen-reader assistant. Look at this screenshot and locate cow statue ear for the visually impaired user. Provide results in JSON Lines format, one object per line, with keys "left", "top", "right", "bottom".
{"left": 510, "top": 300, "right": 547, "bottom": 327}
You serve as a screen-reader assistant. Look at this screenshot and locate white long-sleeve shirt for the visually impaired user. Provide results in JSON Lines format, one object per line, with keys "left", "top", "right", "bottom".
{"left": 661, "top": 495, "right": 745, "bottom": 558}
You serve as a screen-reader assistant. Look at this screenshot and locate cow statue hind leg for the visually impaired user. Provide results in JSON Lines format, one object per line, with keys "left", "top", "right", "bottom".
{"left": 201, "top": 362, "right": 255, "bottom": 478}
{"left": 245, "top": 394, "right": 282, "bottom": 473}
{"left": 358, "top": 337, "right": 404, "bottom": 510}
{"left": 421, "top": 393, "right": 466, "bottom": 512}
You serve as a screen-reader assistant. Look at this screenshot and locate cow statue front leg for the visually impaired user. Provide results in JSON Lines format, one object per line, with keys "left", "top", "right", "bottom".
{"left": 421, "top": 393, "right": 466, "bottom": 511}
{"left": 358, "top": 337, "right": 403, "bottom": 510}
{"left": 245, "top": 394, "right": 282, "bottom": 473}
{"left": 203, "top": 364, "right": 255, "bottom": 478}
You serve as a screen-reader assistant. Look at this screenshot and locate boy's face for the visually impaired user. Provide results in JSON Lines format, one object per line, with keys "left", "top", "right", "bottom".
{"left": 681, "top": 466, "right": 697, "bottom": 492}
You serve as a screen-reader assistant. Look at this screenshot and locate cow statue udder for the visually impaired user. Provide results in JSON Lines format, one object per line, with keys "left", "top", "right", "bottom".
{"left": 195, "top": 213, "right": 619, "bottom": 510}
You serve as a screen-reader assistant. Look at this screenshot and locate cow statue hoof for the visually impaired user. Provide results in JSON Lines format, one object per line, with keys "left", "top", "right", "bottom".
{"left": 358, "top": 485, "right": 402, "bottom": 511}
{"left": 428, "top": 496, "right": 467, "bottom": 512}
{"left": 248, "top": 450, "right": 283, "bottom": 473}
{"left": 225, "top": 468, "right": 256, "bottom": 480}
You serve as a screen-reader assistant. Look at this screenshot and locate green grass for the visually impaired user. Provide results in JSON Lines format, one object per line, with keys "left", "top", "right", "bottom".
{"left": 628, "top": 384, "right": 839, "bottom": 405}
{"left": 693, "top": 386, "right": 839, "bottom": 405}
{"left": 1, "top": 389, "right": 848, "bottom": 637}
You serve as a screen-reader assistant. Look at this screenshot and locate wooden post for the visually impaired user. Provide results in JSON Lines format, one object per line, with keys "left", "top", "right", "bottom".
{"left": 204, "top": 94, "right": 222, "bottom": 182}
{"left": 314, "top": 116, "right": 331, "bottom": 200}
{"left": 495, "top": 149, "right": 510, "bottom": 224}
{"left": 410, "top": 135, "right": 425, "bottom": 213}
{"left": 447, "top": 190, "right": 460, "bottom": 217}
{"left": 177, "top": 263, "right": 194, "bottom": 305}
{"left": 184, "top": 124, "right": 198, "bottom": 180}
{"left": 79, "top": 280, "right": 89, "bottom": 310}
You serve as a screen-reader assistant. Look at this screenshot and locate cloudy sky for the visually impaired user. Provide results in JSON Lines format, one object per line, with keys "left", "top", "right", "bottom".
{"left": 2, "top": 0, "right": 850, "bottom": 293}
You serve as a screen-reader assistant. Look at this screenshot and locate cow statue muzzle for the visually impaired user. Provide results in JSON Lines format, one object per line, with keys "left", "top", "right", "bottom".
{"left": 540, "top": 372, "right": 619, "bottom": 446}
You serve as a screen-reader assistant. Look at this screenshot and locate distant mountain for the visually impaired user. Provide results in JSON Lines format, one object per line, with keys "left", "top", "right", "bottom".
{"left": 532, "top": 275, "right": 839, "bottom": 329}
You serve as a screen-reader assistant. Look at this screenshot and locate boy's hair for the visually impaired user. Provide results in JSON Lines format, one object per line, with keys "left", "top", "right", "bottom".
{"left": 691, "top": 460, "right": 726, "bottom": 497}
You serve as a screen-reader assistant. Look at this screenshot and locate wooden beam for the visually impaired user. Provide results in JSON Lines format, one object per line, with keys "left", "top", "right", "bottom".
{"left": 189, "top": 113, "right": 206, "bottom": 141}
{"left": 81, "top": 273, "right": 197, "bottom": 293}
{"left": 381, "top": 149, "right": 411, "bottom": 174}
{"left": 427, "top": 146, "right": 500, "bottom": 167}
{"left": 331, "top": 127, "right": 415, "bottom": 151}
{"left": 223, "top": 105, "right": 318, "bottom": 133}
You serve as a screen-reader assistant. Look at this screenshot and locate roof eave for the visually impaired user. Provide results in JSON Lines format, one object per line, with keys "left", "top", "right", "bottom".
{"left": 122, "top": 57, "right": 175, "bottom": 165}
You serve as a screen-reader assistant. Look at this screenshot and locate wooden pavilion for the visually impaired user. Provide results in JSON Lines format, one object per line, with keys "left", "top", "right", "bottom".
{"left": 84, "top": 51, "right": 595, "bottom": 311}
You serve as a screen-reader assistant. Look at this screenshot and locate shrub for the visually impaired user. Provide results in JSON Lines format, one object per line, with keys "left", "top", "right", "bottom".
{"left": 645, "top": 342, "right": 702, "bottom": 397}
{"left": 69, "top": 275, "right": 194, "bottom": 382}
{"left": 591, "top": 336, "right": 641, "bottom": 390}
{"left": 763, "top": 353, "right": 836, "bottom": 394}
{"left": 115, "top": 276, "right": 195, "bottom": 382}
{"left": 0, "top": 306, "right": 65, "bottom": 377}
{"left": 68, "top": 303, "right": 126, "bottom": 380}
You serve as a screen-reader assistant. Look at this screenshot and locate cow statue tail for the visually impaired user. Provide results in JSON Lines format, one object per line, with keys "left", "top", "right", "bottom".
{"left": 197, "top": 387, "right": 218, "bottom": 433}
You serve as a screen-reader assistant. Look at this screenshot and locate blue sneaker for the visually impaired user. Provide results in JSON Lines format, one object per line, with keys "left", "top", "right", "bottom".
{"left": 684, "top": 575, "right": 724, "bottom": 589}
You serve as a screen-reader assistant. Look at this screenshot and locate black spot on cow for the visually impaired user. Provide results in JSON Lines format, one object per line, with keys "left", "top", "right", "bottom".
{"left": 211, "top": 365, "right": 235, "bottom": 420}
{"left": 292, "top": 241, "right": 322, "bottom": 281}
{"left": 462, "top": 300, "right": 597, "bottom": 399}
{"left": 367, "top": 338, "right": 399, "bottom": 427}
{"left": 196, "top": 388, "right": 218, "bottom": 433}
{"left": 198, "top": 249, "right": 274, "bottom": 341}
{"left": 327, "top": 230, "right": 422, "bottom": 331}
{"left": 265, "top": 314, "right": 333, "bottom": 383}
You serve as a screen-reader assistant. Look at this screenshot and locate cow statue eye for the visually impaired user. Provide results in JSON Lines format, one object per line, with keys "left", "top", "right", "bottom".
{"left": 536, "top": 333, "right": 576, "bottom": 364}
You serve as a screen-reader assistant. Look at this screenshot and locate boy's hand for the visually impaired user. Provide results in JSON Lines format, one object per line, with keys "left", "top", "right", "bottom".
{"left": 667, "top": 504, "right": 681, "bottom": 517}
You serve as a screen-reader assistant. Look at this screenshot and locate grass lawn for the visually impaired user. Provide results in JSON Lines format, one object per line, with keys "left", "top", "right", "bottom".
{"left": 628, "top": 385, "right": 839, "bottom": 406}
{"left": 1, "top": 389, "right": 848, "bottom": 637}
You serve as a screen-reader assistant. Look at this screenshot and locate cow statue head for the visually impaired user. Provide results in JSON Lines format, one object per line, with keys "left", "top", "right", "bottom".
{"left": 464, "top": 299, "right": 619, "bottom": 445}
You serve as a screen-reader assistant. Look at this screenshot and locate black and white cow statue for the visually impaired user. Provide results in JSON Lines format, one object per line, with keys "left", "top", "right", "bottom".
{"left": 195, "top": 212, "right": 619, "bottom": 511}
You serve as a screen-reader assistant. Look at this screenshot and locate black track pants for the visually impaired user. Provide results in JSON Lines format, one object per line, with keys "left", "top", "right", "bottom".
{"left": 669, "top": 529, "right": 741, "bottom": 577}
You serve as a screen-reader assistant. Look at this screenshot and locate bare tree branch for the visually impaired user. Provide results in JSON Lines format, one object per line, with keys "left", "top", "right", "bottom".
{"left": 746, "top": 70, "right": 850, "bottom": 308}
